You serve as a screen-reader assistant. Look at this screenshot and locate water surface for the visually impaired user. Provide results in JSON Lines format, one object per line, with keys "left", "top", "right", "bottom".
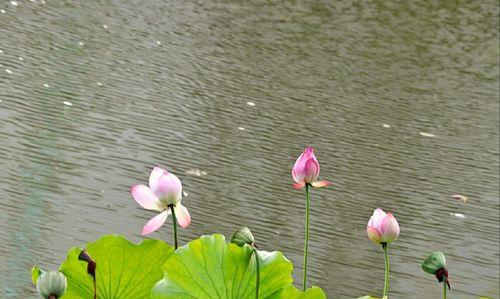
{"left": 0, "top": 1, "right": 498, "bottom": 298}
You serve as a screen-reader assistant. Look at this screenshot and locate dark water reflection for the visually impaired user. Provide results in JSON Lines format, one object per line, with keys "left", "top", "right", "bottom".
{"left": 0, "top": 1, "right": 498, "bottom": 298}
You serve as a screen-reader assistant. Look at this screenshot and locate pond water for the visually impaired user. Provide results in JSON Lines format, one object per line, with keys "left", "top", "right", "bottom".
{"left": 1, "top": 1, "right": 498, "bottom": 298}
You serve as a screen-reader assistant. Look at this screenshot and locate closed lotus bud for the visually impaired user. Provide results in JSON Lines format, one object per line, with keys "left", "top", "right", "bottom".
{"left": 36, "top": 271, "right": 67, "bottom": 299}
{"left": 231, "top": 226, "right": 255, "bottom": 247}
{"left": 422, "top": 251, "right": 450, "bottom": 290}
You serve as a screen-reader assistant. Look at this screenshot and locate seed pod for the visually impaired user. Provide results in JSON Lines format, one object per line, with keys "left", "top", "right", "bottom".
{"left": 422, "top": 251, "right": 447, "bottom": 275}
{"left": 36, "top": 271, "right": 67, "bottom": 299}
{"left": 231, "top": 226, "right": 255, "bottom": 247}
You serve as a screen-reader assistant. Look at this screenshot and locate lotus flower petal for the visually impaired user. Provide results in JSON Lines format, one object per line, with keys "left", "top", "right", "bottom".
{"left": 131, "top": 185, "right": 161, "bottom": 211}
{"left": 142, "top": 209, "right": 170, "bottom": 235}
{"left": 174, "top": 204, "right": 191, "bottom": 228}
{"left": 149, "top": 166, "right": 167, "bottom": 194}
{"left": 379, "top": 213, "right": 400, "bottom": 243}
{"left": 292, "top": 182, "right": 306, "bottom": 189}
{"left": 311, "top": 180, "right": 330, "bottom": 188}
{"left": 366, "top": 226, "right": 382, "bottom": 244}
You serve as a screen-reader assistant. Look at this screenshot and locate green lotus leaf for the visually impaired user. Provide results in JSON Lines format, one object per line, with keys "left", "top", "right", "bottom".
{"left": 268, "top": 285, "right": 326, "bottom": 299}
{"left": 59, "top": 234, "right": 174, "bottom": 299}
{"left": 152, "top": 234, "right": 295, "bottom": 299}
{"left": 357, "top": 296, "right": 387, "bottom": 299}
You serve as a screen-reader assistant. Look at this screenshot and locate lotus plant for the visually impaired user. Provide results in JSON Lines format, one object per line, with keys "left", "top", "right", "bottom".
{"left": 366, "top": 208, "right": 400, "bottom": 298}
{"left": 131, "top": 166, "right": 191, "bottom": 248}
{"left": 422, "top": 251, "right": 450, "bottom": 299}
{"left": 292, "top": 146, "right": 330, "bottom": 291}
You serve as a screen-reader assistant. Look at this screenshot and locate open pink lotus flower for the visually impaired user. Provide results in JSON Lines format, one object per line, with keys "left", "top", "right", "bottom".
{"left": 292, "top": 146, "right": 330, "bottom": 189}
{"left": 366, "top": 208, "right": 400, "bottom": 244}
{"left": 131, "top": 167, "right": 191, "bottom": 235}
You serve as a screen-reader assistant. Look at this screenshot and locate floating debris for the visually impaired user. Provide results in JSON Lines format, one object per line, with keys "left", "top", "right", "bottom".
{"left": 10, "top": 1, "right": 18, "bottom": 7}
{"left": 78, "top": 41, "right": 84, "bottom": 46}
{"left": 382, "top": 124, "right": 391, "bottom": 128}
{"left": 1, "top": 9, "right": 6, "bottom": 14}
{"left": 63, "top": 101, "right": 73, "bottom": 106}
{"left": 182, "top": 191, "right": 188, "bottom": 197}
{"left": 0, "top": 99, "right": 3, "bottom": 103}
{"left": 419, "top": 132, "right": 436, "bottom": 138}
{"left": 246, "top": 101, "right": 255, "bottom": 106}
{"left": 238, "top": 127, "right": 245, "bottom": 131}
{"left": 103, "top": 24, "right": 108, "bottom": 29}
{"left": 0, "top": 49, "right": 3, "bottom": 53}
{"left": 5, "top": 69, "right": 12, "bottom": 74}
{"left": 451, "top": 194, "right": 469, "bottom": 204}
{"left": 43, "top": 83, "right": 50, "bottom": 87}
{"left": 186, "top": 169, "right": 207, "bottom": 177}
{"left": 97, "top": 82, "right": 102, "bottom": 86}
{"left": 18, "top": 57, "right": 23, "bottom": 61}
{"left": 450, "top": 212, "right": 466, "bottom": 219}
{"left": 156, "top": 40, "right": 162, "bottom": 45}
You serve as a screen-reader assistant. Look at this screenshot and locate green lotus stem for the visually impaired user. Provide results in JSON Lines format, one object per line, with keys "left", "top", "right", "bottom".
{"left": 382, "top": 242, "right": 389, "bottom": 298}
{"left": 302, "top": 183, "right": 310, "bottom": 291}
{"left": 93, "top": 278, "right": 97, "bottom": 299}
{"left": 253, "top": 248, "right": 260, "bottom": 299}
{"left": 442, "top": 274, "right": 447, "bottom": 299}
{"left": 170, "top": 205, "right": 178, "bottom": 249}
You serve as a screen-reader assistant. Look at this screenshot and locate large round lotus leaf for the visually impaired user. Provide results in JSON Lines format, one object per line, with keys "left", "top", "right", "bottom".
{"left": 357, "top": 296, "right": 387, "bottom": 299}
{"left": 268, "top": 285, "right": 326, "bottom": 299}
{"left": 151, "top": 234, "right": 294, "bottom": 299}
{"left": 59, "top": 234, "right": 174, "bottom": 299}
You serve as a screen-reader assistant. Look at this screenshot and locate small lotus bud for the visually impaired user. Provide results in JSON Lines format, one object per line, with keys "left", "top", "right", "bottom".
{"left": 422, "top": 251, "right": 450, "bottom": 289}
{"left": 231, "top": 226, "right": 255, "bottom": 247}
{"left": 36, "top": 271, "right": 67, "bottom": 299}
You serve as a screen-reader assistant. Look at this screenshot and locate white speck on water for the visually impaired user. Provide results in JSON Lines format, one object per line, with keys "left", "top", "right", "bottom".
{"left": 5, "top": 69, "right": 12, "bottom": 74}
{"left": 246, "top": 101, "right": 255, "bottom": 106}
{"left": 10, "top": 1, "right": 18, "bottom": 7}
{"left": 97, "top": 82, "right": 102, "bottom": 86}
{"left": 183, "top": 191, "right": 188, "bottom": 197}
{"left": 238, "top": 127, "right": 245, "bottom": 131}
{"left": 0, "top": 99, "right": 3, "bottom": 103}
{"left": 103, "top": 24, "right": 108, "bottom": 29}
{"left": 156, "top": 40, "right": 162, "bottom": 45}
{"left": 0, "top": 49, "right": 3, "bottom": 53}
{"left": 63, "top": 101, "right": 73, "bottom": 106}
{"left": 78, "top": 41, "right": 84, "bottom": 46}
{"left": 40, "top": 0, "right": 45, "bottom": 4}
{"left": 43, "top": 83, "right": 50, "bottom": 87}
{"left": 18, "top": 57, "right": 23, "bottom": 61}
{"left": 382, "top": 123, "right": 390, "bottom": 128}
{"left": 450, "top": 212, "right": 466, "bottom": 219}
{"left": 1, "top": 9, "right": 6, "bottom": 14}
{"left": 419, "top": 132, "right": 436, "bottom": 138}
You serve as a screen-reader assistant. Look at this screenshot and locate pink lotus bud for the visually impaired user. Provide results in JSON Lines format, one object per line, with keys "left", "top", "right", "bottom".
{"left": 366, "top": 208, "right": 400, "bottom": 245}
{"left": 292, "top": 147, "right": 330, "bottom": 189}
